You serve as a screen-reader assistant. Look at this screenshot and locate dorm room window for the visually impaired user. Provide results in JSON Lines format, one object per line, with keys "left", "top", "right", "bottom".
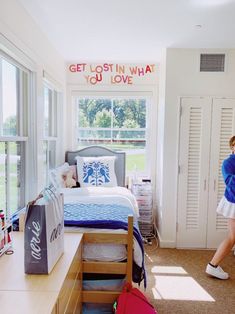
{"left": 0, "top": 55, "right": 29, "bottom": 217}
{"left": 43, "top": 83, "right": 58, "bottom": 184}
{"left": 74, "top": 94, "right": 150, "bottom": 176}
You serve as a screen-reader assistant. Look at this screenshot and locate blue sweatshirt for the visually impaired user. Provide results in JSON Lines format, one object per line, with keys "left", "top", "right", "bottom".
{"left": 222, "top": 154, "right": 235, "bottom": 203}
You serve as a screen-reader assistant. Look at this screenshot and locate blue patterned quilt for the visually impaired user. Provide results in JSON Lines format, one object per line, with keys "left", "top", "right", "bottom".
{"left": 64, "top": 203, "right": 146, "bottom": 287}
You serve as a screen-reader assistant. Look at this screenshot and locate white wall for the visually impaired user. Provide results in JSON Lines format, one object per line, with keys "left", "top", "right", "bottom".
{"left": 0, "top": 0, "right": 66, "bottom": 198}
{"left": 158, "top": 48, "right": 235, "bottom": 247}
{"left": 0, "top": 0, "right": 65, "bottom": 83}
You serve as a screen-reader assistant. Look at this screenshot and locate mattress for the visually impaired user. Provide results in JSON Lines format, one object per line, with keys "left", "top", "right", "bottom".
{"left": 61, "top": 186, "right": 139, "bottom": 216}
{"left": 65, "top": 226, "right": 142, "bottom": 267}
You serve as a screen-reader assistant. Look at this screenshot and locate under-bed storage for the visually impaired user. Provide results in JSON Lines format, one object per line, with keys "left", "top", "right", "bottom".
{"left": 81, "top": 215, "right": 134, "bottom": 312}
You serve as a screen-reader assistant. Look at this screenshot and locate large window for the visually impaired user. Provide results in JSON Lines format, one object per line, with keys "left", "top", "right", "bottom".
{"left": 43, "top": 82, "right": 59, "bottom": 185}
{"left": 0, "top": 55, "right": 29, "bottom": 218}
{"left": 74, "top": 94, "right": 151, "bottom": 176}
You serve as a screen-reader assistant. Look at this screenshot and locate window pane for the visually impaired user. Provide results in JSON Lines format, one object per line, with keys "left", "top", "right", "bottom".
{"left": 78, "top": 98, "right": 112, "bottom": 128}
{"left": 44, "top": 87, "right": 50, "bottom": 136}
{"left": 0, "top": 142, "right": 6, "bottom": 216}
{"left": 44, "top": 86, "right": 58, "bottom": 137}
{"left": 9, "top": 142, "right": 22, "bottom": 216}
{"left": 0, "top": 56, "right": 28, "bottom": 218}
{"left": 43, "top": 141, "right": 48, "bottom": 184}
{"left": 0, "top": 142, "right": 24, "bottom": 217}
{"left": 53, "top": 92, "right": 57, "bottom": 137}
{"left": 43, "top": 140, "right": 56, "bottom": 185}
{"left": 48, "top": 141, "right": 56, "bottom": 169}
{"left": 113, "top": 99, "right": 146, "bottom": 128}
{"left": 76, "top": 96, "right": 148, "bottom": 175}
{"left": 2, "top": 60, "right": 19, "bottom": 136}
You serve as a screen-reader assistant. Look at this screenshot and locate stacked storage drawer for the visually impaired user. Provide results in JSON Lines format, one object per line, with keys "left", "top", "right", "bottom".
{"left": 132, "top": 182, "right": 153, "bottom": 237}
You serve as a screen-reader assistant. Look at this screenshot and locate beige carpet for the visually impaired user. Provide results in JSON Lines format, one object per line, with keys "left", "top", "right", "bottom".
{"left": 140, "top": 239, "right": 235, "bottom": 314}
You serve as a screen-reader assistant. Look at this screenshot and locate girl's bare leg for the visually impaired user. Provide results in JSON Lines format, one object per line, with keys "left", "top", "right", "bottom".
{"left": 210, "top": 218, "right": 235, "bottom": 266}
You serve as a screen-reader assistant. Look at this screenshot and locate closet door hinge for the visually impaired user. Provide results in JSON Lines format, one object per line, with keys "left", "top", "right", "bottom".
{"left": 176, "top": 222, "right": 179, "bottom": 232}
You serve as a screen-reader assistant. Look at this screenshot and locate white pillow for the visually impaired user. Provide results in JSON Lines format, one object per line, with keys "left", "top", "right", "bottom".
{"left": 49, "top": 162, "right": 70, "bottom": 190}
{"left": 76, "top": 156, "right": 117, "bottom": 187}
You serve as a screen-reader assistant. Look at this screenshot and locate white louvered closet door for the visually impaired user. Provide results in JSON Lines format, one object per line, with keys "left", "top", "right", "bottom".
{"left": 207, "top": 98, "right": 235, "bottom": 248}
{"left": 177, "top": 97, "right": 212, "bottom": 248}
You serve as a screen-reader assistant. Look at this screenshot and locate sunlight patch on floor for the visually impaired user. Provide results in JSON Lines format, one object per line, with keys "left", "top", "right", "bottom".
{"left": 150, "top": 266, "right": 215, "bottom": 302}
{"left": 151, "top": 266, "right": 187, "bottom": 274}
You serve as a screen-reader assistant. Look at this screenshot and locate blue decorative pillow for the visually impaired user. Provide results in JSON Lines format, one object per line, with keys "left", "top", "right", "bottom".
{"left": 76, "top": 156, "right": 118, "bottom": 187}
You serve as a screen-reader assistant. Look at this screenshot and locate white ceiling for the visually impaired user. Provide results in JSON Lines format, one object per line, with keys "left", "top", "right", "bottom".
{"left": 18, "top": 0, "right": 235, "bottom": 63}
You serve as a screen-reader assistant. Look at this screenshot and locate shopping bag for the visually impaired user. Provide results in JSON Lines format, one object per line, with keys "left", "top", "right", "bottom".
{"left": 24, "top": 188, "right": 64, "bottom": 274}
{"left": 113, "top": 282, "right": 157, "bottom": 314}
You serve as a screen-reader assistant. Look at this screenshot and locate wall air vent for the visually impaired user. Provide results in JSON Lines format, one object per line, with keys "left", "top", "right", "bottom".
{"left": 200, "top": 53, "right": 225, "bottom": 72}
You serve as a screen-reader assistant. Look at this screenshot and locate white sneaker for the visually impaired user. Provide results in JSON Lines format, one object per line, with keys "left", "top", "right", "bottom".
{"left": 206, "top": 263, "right": 229, "bottom": 280}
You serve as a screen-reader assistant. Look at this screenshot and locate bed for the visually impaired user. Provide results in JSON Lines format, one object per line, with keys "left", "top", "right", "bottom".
{"left": 63, "top": 146, "right": 146, "bottom": 311}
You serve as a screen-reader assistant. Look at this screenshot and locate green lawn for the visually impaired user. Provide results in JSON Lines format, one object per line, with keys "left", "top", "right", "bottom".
{"left": 126, "top": 154, "right": 145, "bottom": 172}
{"left": 78, "top": 143, "right": 145, "bottom": 173}
{"left": 0, "top": 164, "right": 17, "bottom": 173}
{"left": 0, "top": 175, "right": 18, "bottom": 215}
{"left": 0, "top": 142, "right": 17, "bottom": 154}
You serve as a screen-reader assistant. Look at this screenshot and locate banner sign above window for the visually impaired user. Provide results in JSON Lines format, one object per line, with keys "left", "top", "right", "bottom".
{"left": 67, "top": 63, "right": 157, "bottom": 85}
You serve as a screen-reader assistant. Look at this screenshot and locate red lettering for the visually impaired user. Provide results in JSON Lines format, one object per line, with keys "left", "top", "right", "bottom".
{"left": 122, "top": 75, "right": 129, "bottom": 83}
{"left": 129, "top": 66, "right": 138, "bottom": 75}
{"left": 115, "top": 75, "right": 122, "bottom": 83}
{"left": 90, "top": 76, "right": 98, "bottom": 84}
{"left": 111, "top": 75, "right": 133, "bottom": 84}
{"left": 127, "top": 76, "right": 133, "bottom": 84}
{"left": 150, "top": 64, "right": 155, "bottom": 72}
{"left": 103, "top": 63, "right": 109, "bottom": 71}
{"left": 96, "top": 73, "right": 102, "bottom": 82}
{"left": 116, "top": 64, "right": 125, "bottom": 74}
{"left": 69, "top": 64, "right": 76, "bottom": 72}
{"left": 90, "top": 65, "right": 96, "bottom": 72}
{"left": 95, "top": 65, "right": 102, "bottom": 73}
{"left": 138, "top": 68, "right": 145, "bottom": 76}
{"left": 69, "top": 63, "right": 86, "bottom": 72}
{"left": 76, "top": 63, "right": 86, "bottom": 72}
{"left": 84, "top": 75, "right": 89, "bottom": 83}
{"left": 109, "top": 64, "right": 113, "bottom": 72}
{"left": 145, "top": 65, "right": 151, "bottom": 73}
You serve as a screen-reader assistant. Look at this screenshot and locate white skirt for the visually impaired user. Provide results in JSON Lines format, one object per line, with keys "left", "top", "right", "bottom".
{"left": 217, "top": 196, "right": 235, "bottom": 219}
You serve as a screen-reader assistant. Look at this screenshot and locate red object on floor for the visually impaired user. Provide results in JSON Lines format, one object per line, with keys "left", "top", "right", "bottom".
{"left": 115, "top": 282, "right": 157, "bottom": 314}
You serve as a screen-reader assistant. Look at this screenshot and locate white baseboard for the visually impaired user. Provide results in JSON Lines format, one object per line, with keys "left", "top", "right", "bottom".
{"left": 156, "top": 229, "right": 176, "bottom": 248}
{"left": 159, "top": 240, "right": 176, "bottom": 248}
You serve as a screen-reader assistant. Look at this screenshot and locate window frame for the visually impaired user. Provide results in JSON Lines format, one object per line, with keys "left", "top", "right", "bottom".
{"left": 73, "top": 91, "right": 153, "bottom": 178}
{"left": 43, "top": 79, "right": 61, "bottom": 185}
{"left": 0, "top": 52, "right": 30, "bottom": 218}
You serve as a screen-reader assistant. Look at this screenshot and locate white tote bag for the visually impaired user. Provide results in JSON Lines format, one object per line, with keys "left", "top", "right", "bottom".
{"left": 24, "top": 188, "right": 64, "bottom": 274}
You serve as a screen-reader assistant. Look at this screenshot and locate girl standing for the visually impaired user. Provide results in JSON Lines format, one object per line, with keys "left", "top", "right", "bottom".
{"left": 206, "top": 136, "right": 235, "bottom": 279}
